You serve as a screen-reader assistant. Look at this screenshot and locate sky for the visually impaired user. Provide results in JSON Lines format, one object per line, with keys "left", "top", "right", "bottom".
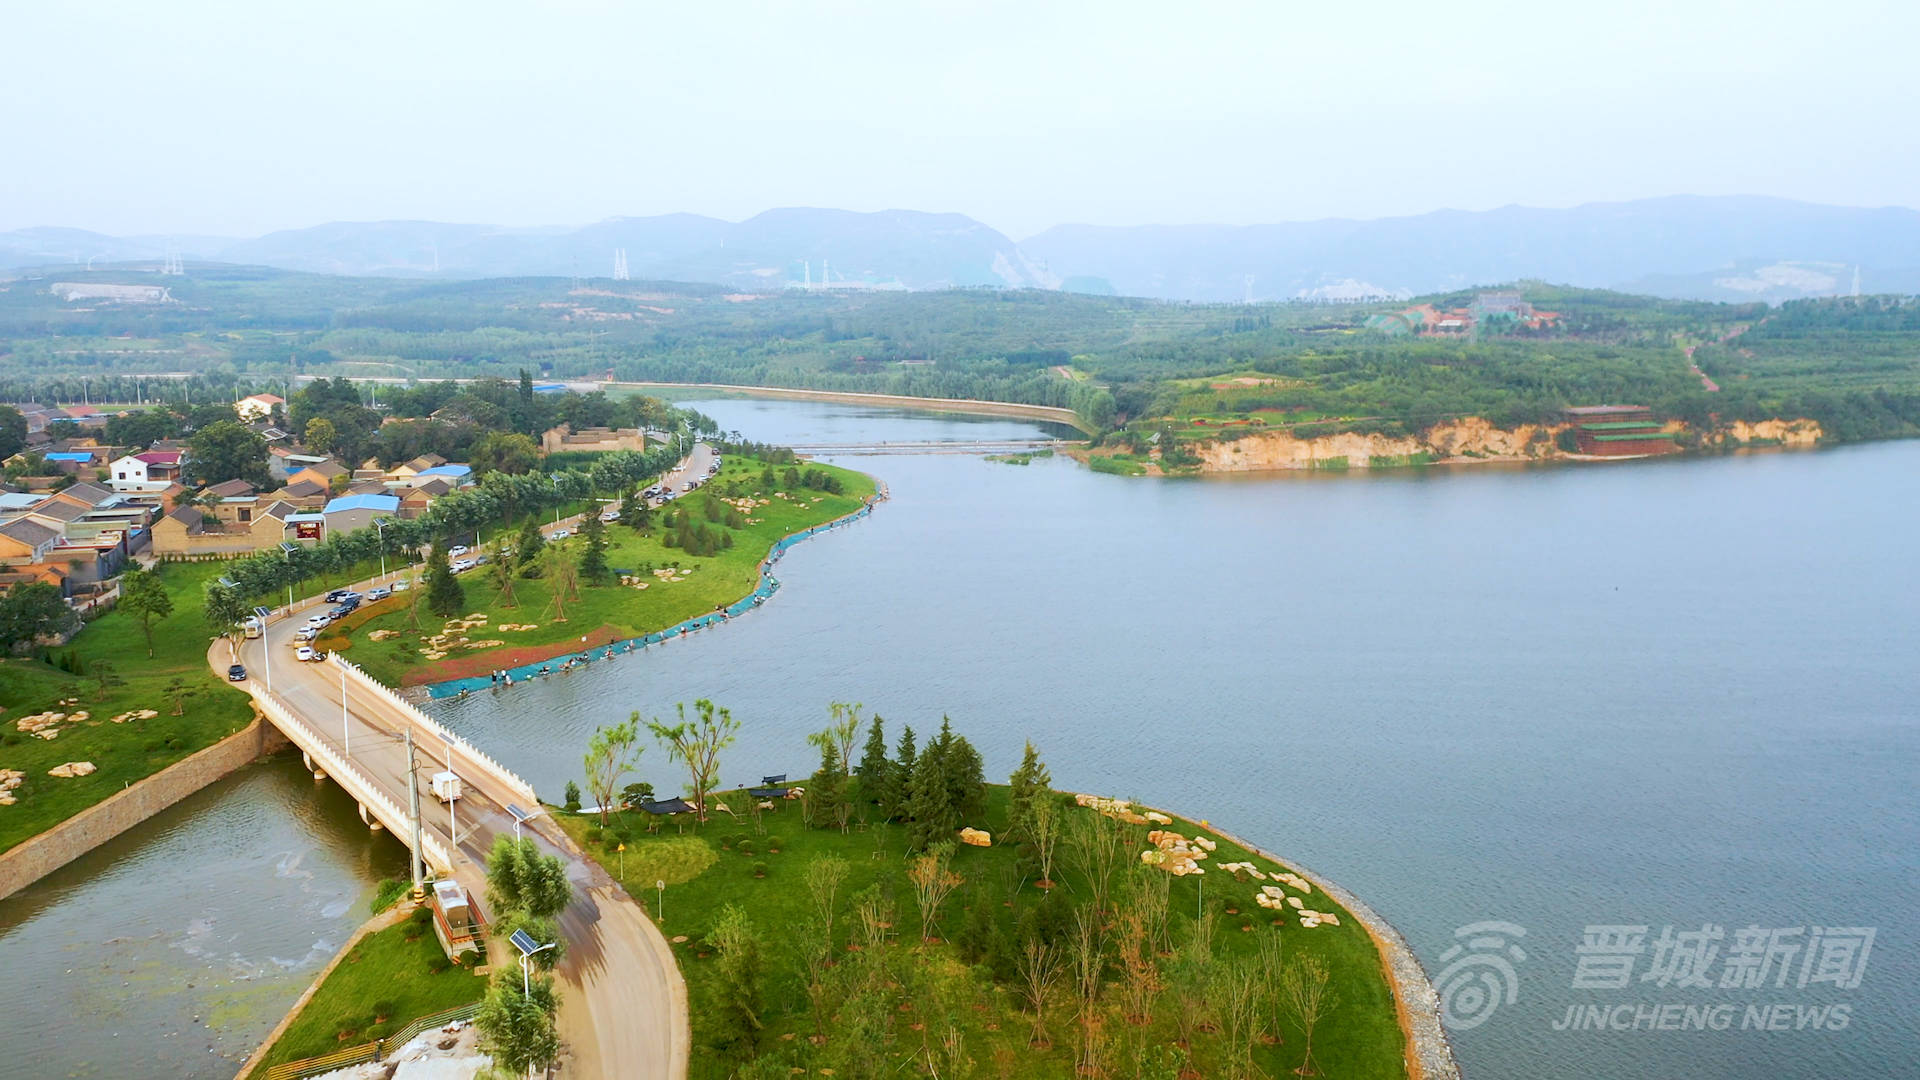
{"left": 3, "top": 0, "right": 1917, "bottom": 240}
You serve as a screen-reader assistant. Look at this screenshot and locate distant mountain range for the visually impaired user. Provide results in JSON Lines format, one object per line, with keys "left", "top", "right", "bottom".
{"left": 6, "top": 196, "right": 1918, "bottom": 304}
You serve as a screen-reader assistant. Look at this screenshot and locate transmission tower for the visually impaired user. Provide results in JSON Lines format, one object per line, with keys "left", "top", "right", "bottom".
{"left": 161, "top": 248, "right": 184, "bottom": 275}
{"left": 613, "top": 248, "right": 630, "bottom": 281}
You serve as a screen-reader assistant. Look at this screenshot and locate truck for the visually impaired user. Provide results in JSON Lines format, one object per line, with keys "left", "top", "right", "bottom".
{"left": 430, "top": 771, "right": 463, "bottom": 803}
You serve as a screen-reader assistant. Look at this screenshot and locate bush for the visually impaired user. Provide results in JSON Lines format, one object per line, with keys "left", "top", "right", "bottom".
{"left": 764, "top": 836, "right": 783, "bottom": 852}
{"left": 584, "top": 824, "right": 605, "bottom": 845}
{"left": 752, "top": 861, "right": 768, "bottom": 879}
{"left": 563, "top": 781, "right": 582, "bottom": 813}
{"left": 370, "top": 878, "right": 409, "bottom": 915}
{"left": 370, "top": 1000, "right": 397, "bottom": 1023}
{"left": 735, "top": 839, "right": 755, "bottom": 856}
{"left": 410, "top": 904, "right": 434, "bottom": 926}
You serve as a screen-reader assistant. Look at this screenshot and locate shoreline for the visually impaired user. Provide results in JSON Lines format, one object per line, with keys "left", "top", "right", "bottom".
{"left": 413, "top": 479, "right": 889, "bottom": 700}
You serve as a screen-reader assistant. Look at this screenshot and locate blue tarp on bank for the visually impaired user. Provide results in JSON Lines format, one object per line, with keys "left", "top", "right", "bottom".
{"left": 426, "top": 496, "right": 878, "bottom": 699}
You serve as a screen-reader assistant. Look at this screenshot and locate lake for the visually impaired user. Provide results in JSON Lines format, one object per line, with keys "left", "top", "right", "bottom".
{"left": 6, "top": 396, "right": 1915, "bottom": 1079}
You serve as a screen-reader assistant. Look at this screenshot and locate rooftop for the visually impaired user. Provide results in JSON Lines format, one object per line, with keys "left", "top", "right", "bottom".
{"left": 323, "top": 493, "right": 401, "bottom": 514}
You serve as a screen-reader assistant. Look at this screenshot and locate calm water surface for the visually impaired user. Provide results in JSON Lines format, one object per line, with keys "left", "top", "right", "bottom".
{"left": 427, "top": 398, "right": 1918, "bottom": 1080}
{"left": 0, "top": 757, "right": 405, "bottom": 1079}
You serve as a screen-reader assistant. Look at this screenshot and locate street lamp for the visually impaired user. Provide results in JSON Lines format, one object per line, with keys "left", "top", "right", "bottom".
{"left": 550, "top": 473, "right": 563, "bottom": 527}
{"left": 507, "top": 803, "right": 547, "bottom": 841}
{"left": 509, "top": 929, "right": 555, "bottom": 997}
{"left": 373, "top": 518, "right": 391, "bottom": 581}
{"left": 279, "top": 542, "right": 299, "bottom": 610}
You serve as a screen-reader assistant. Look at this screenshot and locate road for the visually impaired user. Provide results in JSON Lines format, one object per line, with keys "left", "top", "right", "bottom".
{"left": 208, "top": 455, "right": 707, "bottom": 1078}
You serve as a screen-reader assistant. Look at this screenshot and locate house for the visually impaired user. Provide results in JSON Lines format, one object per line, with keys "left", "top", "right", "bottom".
{"left": 541, "top": 423, "right": 649, "bottom": 454}
{"left": 287, "top": 458, "right": 349, "bottom": 491}
{"left": 0, "top": 518, "right": 59, "bottom": 562}
{"left": 151, "top": 500, "right": 298, "bottom": 557}
{"left": 388, "top": 452, "right": 448, "bottom": 480}
{"left": 42, "top": 451, "right": 97, "bottom": 475}
{"left": 1562, "top": 406, "right": 1677, "bottom": 457}
{"left": 235, "top": 393, "right": 285, "bottom": 422}
{"left": 108, "top": 450, "right": 185, "bottom": 491}
{"left": 399, "top": 477, "right": 454, "bottom": 518}
{"left": 412, "top": 463, "right": 472, "bottom": 486}
{"left": 268, "top": 479, "right": 330, "bottom": 510}
{"left": 321, "top": 492, "right": 400, "bottom": 535}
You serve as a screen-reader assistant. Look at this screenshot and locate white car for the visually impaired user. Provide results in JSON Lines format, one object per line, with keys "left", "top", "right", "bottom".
{"left": 295, "top": 645, "right": 319, "bottom": 662}
{"left": 391, "top": 578, "right": 411, "bottom": 592}
{"left": 600, "top": 510, "right": 620, "bottom": 522}
{"left": 305, "top": 614, "right": 332, "bottom": 629}
{"left": 366, "top": 587, "right": 391, "bottom": 601}
{"left": 293, "top": 627, "right": 318, "bottom": 642}
{"left": 452, "top": 558, "right": 478, "bottom": 573}
{"left": 449, "top": 545, "right": 469, "bottom": 558}
{"left": 547, "top": 529, "right": 571, "bottom": 541}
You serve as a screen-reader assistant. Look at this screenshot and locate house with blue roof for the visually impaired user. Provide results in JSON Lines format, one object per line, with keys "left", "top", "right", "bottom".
{"left": 322, "top": 492, "right": 401, "bottom": 535}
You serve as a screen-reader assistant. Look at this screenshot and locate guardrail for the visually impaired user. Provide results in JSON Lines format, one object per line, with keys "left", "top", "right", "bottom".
{"left": 253, "top": 690, "right": 455, "bottom": 874}
{"left": 329, "top": 654, "right": 540, "bottom": 808}
{"left": 260, "top": 1002, "right": 481, "bottom": 1080}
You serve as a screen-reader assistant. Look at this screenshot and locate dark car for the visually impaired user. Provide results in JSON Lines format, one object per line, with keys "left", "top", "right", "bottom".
{"left": 227, "top": 664, "right": 247, "bottom": 682}
{"left": 324, "top": 589, "right": 350, "bottom": 602}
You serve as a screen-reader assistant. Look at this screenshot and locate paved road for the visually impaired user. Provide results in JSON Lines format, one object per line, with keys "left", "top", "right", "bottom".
{"left": 208, "top": 457, "right": 704, "bottom": 1078}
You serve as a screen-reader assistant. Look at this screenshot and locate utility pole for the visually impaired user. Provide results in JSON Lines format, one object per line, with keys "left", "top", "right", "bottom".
{"left": 407, "top": 728, "right": 426, "bottom": 900}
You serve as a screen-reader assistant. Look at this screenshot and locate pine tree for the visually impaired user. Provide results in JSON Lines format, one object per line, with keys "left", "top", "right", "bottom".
{"left": 887, "top": 725, "right": 917, "bottom": 820}
{"left": 426, "top": 539, "right": 465, "bottom": 617}
{"left": 1007, "top": 740, "right": 1053, "bottom": 846}
{"left": 905, "top": 724, "right": 955, "bottom": 851}
{"left": 516, "top": 517, "right": 545, "bottom": 575}
{"left": 579, "top": 513, "right": 610, "bottom": 584}
{"left": 856, "top": 715, "right": 892, "bottom": 806}
{"left": 805, "top": 732, "right": 850, "bottom": 831}
{"left": 946, "top": 729, "right": 987, "bottom": 824}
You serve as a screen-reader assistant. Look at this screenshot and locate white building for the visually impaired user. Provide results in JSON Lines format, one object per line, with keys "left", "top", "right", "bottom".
{"left": 236, "top": 393, "right": 285, "bottom": 422}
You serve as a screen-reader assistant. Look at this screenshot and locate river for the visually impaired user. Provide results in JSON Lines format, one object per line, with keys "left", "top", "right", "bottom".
{"left": 7, "top": 398, "right": 1916, "bottom": 1079}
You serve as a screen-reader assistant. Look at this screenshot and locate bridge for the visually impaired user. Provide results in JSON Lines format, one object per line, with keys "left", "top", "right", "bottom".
{"left": 791, "top": 437, "right": 1071, "bottom": 456}
{"left": 213, "top": 574, "right": 688, "bottom": 1078}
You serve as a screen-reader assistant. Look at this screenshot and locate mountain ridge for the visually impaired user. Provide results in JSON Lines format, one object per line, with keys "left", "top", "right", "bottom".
{"left": 5, "top": 196, "right": 1917, "bottom": 304}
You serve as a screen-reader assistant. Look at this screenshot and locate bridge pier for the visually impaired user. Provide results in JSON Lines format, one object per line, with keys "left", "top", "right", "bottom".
{"left": 301, "top": 750, "right": 326, "bottom": 781}
{"left": 357, "top": 802, "right": 383, "bottom": 831}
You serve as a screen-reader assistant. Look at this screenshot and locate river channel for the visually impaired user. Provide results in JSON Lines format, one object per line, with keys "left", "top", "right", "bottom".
{"left": 7, "top": 398, "right": 1917, "bottom": 1079}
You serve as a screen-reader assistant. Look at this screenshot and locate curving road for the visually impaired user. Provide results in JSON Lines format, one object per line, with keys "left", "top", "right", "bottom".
{"left": 208, "top": 463, "right": 703, "bottom": 1077}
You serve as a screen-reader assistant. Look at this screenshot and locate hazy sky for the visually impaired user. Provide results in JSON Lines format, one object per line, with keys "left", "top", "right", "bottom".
{"left": 5, "top": 0, "right": 1916, "bottom": 239}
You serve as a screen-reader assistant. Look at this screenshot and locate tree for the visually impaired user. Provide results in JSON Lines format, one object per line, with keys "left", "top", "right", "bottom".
{"left": 803, "top": 854, "right": 850, "bottom": 951}
{"left": 1214, "top": 956, "right": 1265, "bottom": 1080}
{"left": 907, "top": 841, "right": 964, "bottom": 942}
{"left": 584, "top": 716, "right": 643, "bottom": 825}
{"left": 1279, "top": 955, "right": 1336, "bottom": 1076}
{"left": 117, "top": 566, "right": 173, "bottom": 658}
{"left": 1006, "top": 741, "right": 1052, "bottom": 846}
{"left": 164, "top": 675, "right": 190, "bottom": 716}
{"left": 425, "top": 539, "right": 464, "bottom": 617}
{"left": 469, "top": 430, "right": 540, "bottom": 475}
{"left": 484, "top": 834, "right": 573, "bottom": 919}
{"left": 475, "top": 968, "right": 561, "bottom": 1076}
{"left": 0, "top": 405, "right": 26, "bottom": 460}
{"left": 540, "top": 542, "right": 578, "bottom": 621}
{"left": 887, "top": 724, "right": 917, "bottom": 821}
{"left": 515, "top": 517, "right": 546, "bottom": 573}
{"left": 186, "top": 419, "right": 270, "bottom": 488}
{"left": 904, "top": 726, "right": 957, "bottom": 851}
{"left": 578, "top": 513, "right": 610, "bottom": 585}
{"left": 804, "top": 727, "right": 851, "bottom": 831}
{"left": 302, "top": 416, "right": 338, "bottom": 456}
{"left": 707, "top": 904, "right": 766, "bottom": 1059}
{"left": 1063, "top": 808, "right": 1126, "bottom": 918}
{"left": 1031, "top": 797, "right": 1061, "bottom": 889}
{"left": 825, "top": 702, "right": 863, "bottom": 771}
{"left": 1016, "top": 939, "right": 1064, "bottom": 1049}
{"left": 202, "top": 583, "right": 250, "bottom": 653}
{"left": 647, "top": 699, "right": 738, "bottom": 823}
{"left": 89, "top": 658, "right": 124, "bottom": 701}
{"left": 855, "top": 714, "right": 892, "bottom": 805}
{"left": 0, "top": 582, "right": 79, "bottom": 654}
{"left": 486, "top": 540, "right": 518, "bottom": 607}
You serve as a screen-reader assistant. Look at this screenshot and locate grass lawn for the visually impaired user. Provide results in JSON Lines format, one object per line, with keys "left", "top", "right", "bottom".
{"left": 556, "top": 779, "right": 1407, "bottom": 1080}
{"left": 243, "top": 912, "right": 487, "bottom": 1077}
{"left": 0, "top": 560, "right": 258, "bottom": 853}
{"left": 321, "top": 459, "right": 875, "bottom": 686}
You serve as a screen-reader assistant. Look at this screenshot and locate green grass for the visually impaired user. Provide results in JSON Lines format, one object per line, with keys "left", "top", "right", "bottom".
{"left": 1087, "top": 454, "right": 1148, "bottom": 476}
{"left": 556, "top": 781, "right": 1406, "bottom": 1080}
{"left": 0, "top": 561, "right": 256, "bottom": 853}
{"left": 323, "top": 459, "right": 875, "bottom": 686}
{"left": 243, "top": 913, "right": 486, "bottom": 1076}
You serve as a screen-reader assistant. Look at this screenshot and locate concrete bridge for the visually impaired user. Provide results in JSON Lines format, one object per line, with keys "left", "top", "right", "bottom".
{"left": 791, "top": 437, "right": 1071, "bottom": 456}
{"left": 213, "top": 581, "right": 688, "bottom": 1078}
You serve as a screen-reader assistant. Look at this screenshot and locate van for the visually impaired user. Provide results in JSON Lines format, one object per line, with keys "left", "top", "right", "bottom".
{"left": 243, "top": 615, "right": 264, "bottom": 639}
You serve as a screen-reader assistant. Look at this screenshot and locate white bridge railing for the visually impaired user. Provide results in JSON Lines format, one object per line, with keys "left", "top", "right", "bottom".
{"left": 254, "top": 690, "right": 455, "bottom": 874}
{"left": 329, "top": 655, "right": 540, "bottom": 809}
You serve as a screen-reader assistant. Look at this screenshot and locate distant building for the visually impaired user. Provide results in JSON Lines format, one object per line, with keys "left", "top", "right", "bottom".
{"left": 541, "top": 423, "right": 649, "bottom": 454}
{"left": 1562, "top": 405, "right": 1677, "bottom": 456}
{"left": 108, "top": 450, "right": 185, "bottom": 491}
{"left": 235, "top": 393, "right": 284, "bottom": 422}
{"left": 50, "top": 282, "right": 171, "bottom": 303}
{"left": 322, "top": 492, "right": 400, "bottom": 535}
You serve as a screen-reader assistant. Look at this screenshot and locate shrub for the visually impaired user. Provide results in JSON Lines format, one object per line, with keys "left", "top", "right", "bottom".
{"left": 410, "top": 904, "right": 434, "bottom": 926}
{"left": 1, "top": 732, "right": 20, "bottom": 747}
{"left": 752, "top": 861, "right": 768, "bottom": 879}
{"left": 764, "top": 836, "right": 783, "bottom": 853}
{"left": 371, "top": 1000, "right": 397, "bottom": 1024}
{"left": 584, "top": 824, "right": 605, "bottom": 845}
{"left": 369, "top": 878, "right": 409, "bottom": 915}
{"left": 735, "top": 839, "right": 755, "bottom": 856}
{"left": 563, "top": 781, "right": 582, "bottom": 813}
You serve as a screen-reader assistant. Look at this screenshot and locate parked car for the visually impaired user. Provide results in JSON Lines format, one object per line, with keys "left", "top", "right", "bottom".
{"left": 547, "top": 529, "right": 570, "bottom": 541}
{"left": 295, "top": 645, "right": 319, "bottom": 662}
{"left": 391, "top": 578, "right": 411, "bottom": 591}
{"left": 323, "top": 589, "right": 350, "bottom": 602}
{"left": 306, "top": 614, "right": 332, "bottom": 628}
{"left": 366, "top": 587, "right": 391, "bottom": 601}
{"left": 339, "top": 591, "right": 361, "bottom": 603}
{"left": 600, "top": 509, "right": 620, "bottom": 522}
{"left": 294, "top": 626, "right": 318, "bottom": 642}
{"left": 227, "top": 664, "right": 247, "bottom": 682}
{"left": 449, "top": 545, "right": 469, "bottom": 558}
